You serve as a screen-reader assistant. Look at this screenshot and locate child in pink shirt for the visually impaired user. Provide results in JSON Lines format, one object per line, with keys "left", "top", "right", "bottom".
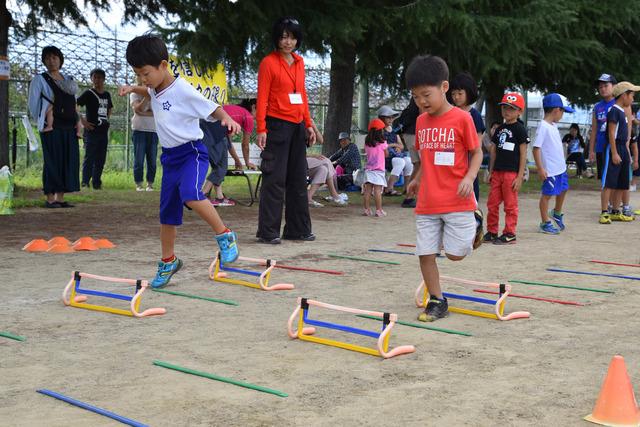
{"left": 363, "top": 118, "right": 389, "bottom": 217}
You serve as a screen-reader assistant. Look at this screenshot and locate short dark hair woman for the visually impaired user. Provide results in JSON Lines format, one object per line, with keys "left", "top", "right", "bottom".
{"left": 255, "top": 17, "right": 316, "bottom": 244}
{"left": 28, "top": 45, "right": 80, "bottom": 208}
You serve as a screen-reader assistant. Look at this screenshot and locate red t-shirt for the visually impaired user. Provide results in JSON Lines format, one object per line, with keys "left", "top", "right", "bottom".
{"left": 223, "top": 104, "right": 254, "bottom": 134}
{"left": 414, "top": 107, "right": 480, "bottom": 215}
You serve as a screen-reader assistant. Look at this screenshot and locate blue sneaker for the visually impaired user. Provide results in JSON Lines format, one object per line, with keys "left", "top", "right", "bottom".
{"left": 216, "top": 230, "right": 239, "bottom": 264}
{"left": 550, "top": 210, "right": 565, "bottom": 231}
{"left": 150, "top": 257, "right": 183, "bottom": 289}
{"left": 539, "top": 221, "right": 560, "bottom": 235}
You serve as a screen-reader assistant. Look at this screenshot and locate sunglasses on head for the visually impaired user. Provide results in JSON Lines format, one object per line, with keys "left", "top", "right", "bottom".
{"left": 283, "top": 18, "right": 299, "bottom": 25}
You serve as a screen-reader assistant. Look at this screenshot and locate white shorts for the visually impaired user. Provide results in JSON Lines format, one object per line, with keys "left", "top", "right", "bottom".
{"left": 390, "top": 156, "right": 414, "bottom": 177}
{"left": 365, "top": 170, "right": 387, "bottom": 186}
{"left": 416, "top": 212, "right": 476, "bottom": 257}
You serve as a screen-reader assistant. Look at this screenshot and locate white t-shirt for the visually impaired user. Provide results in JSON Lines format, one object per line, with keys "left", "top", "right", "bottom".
{"left": 148, "top": 77, "right": 219, "bottom": 148}
{"left": 130, "top": 93, "right": 156, "bottom": 132}
{"left": 533, "top": 120, "right": 566, "bottom": 176}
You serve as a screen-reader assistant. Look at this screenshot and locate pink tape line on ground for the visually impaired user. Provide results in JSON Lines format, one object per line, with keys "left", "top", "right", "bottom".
{"left": 415, "top": 278, "right": 530, "bottom": 321}
{"left": 62, "top": 271, "right": 165, "bottom": 317}
{"left": 287, "top": 297, "right": 415, "bottom": 359}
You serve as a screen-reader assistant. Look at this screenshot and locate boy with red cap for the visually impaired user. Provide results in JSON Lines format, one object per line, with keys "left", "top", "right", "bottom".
{"left": 484, "top": 92, "right": 530, "bottom": 244}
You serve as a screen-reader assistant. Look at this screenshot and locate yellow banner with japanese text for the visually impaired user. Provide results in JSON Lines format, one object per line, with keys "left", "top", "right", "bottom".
{"left": 168, "top": 55, "right": 227, "bottom": 104}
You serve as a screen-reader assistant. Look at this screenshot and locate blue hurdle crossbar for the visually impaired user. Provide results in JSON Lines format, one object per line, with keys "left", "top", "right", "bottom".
{"left": 303, "top": 307, "right": 383, "bottom": 339}
{"left": 74, "top": 274, "right": 138, "bottom": 301}
{"left": 443, "top": 292, "right": 496, "bottom": 305}
{"left": 219, "top": 265, "right": 262, "bottom": 277}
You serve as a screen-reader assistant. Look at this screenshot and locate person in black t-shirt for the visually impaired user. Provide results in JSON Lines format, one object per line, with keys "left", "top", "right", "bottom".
{"left": 484, "top": 92, "right": 530, "bottom": 244}
{"left": 77, "top": 68, "right": 113, "bottom": 189}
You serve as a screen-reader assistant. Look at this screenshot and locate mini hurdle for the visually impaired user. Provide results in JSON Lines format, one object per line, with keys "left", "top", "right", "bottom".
{"left": 208, "top": 252, "right": 294, "bottom": 291}
{"left": 287, "top": 298, "right": 415, "bottom": 358}
{"left": 62, "top": 271, "right": 166, "bottom": 318}
{"left": 415, "top": 275, "right": 530, "bottom": 321}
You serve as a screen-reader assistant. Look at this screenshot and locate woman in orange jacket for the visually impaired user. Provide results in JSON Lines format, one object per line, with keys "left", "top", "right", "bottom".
{"left": 255, "top": 17, "right": 316, "bottom": 244}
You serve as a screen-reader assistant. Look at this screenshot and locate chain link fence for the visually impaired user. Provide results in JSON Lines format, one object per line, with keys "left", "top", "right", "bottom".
{"left": 8, "top": 28, "right": 339, "bottom": 171}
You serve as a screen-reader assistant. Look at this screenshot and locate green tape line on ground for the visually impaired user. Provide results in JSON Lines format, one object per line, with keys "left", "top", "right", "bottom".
{"left": 356, "top": 314, "right": 472, "bottom": 337}
{"left": 0, "top": 331, "right": 26, "bottom": 341}
{"left": 153, "top": 360, "right": 287, "bottom": 398}
{"left": 152, "top": 289, "right": 239, "bottom": 306}
{"left": 327, "top": 254, "right": 400, "bottom": 265}
{"left": 509, "top": 280, "right": 614, "bottom": 294}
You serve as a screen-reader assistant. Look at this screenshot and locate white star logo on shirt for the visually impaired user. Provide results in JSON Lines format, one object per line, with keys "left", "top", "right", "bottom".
{"left": 163, "top": 101, "right": 171, "bottom": 111}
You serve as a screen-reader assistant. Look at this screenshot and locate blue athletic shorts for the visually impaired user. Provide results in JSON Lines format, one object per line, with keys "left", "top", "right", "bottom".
{"left": 159, "top": 141, "right": 209, "bottom": 225}
{"left": 602, "top": 144, "right": 630, "bottom": 190}
{"left": 541, "top": 171, "right": 569, "bottom": 196}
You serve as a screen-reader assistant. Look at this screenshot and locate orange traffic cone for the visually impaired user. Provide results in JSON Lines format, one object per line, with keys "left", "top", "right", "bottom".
{"left": 72, "top": 239, "right": 99, "bottom": 251}
{"left": 585, "top": 355, "right": 640, "bottom": 426}
{"left": 94, "top": 239, "right": 115, "bottom": 249}
{"left": 22, "top": 239, "right": 50, "bottom": 252}
{"left": 72, "top": 236, "right": 95, "bottom": 246}
{"left": 47, "top": 243, "right": 74, "bottom": 254}
{"left": 48, "top": 236, "right": 71, "bottom": 246}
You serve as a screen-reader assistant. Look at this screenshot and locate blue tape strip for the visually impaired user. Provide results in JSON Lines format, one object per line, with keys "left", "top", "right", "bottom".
{"left": 443, "top": 292, "right": 496, "bottom": 305}
{"left": 220, "top": 266, "right": 261, "bottom": 277}
{"left": 37, "top": 389, "right": 149, "bottom": 427}
{"left": 303, "top": 309, "right": 380, "bottom": 339}
{"left": 547, "top": 268, "right": 640, "bottom": 281}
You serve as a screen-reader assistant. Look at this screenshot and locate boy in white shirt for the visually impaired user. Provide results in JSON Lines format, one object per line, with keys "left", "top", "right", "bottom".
{"left": 119, "top": 34, "right": 241, "bottom": 288}
{"left": 532, "top": 93, "right": 574, "bottom": 234}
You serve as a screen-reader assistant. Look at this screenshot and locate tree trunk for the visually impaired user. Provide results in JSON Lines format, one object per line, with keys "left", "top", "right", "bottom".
{"left": 0, "top": 0, "right": 11, "bottom": 168}
{"left": 322, "top": 42, "right": 356, "bottom": 156}
{"left": 483, "top": 82, "right": 505, "bottom": 129}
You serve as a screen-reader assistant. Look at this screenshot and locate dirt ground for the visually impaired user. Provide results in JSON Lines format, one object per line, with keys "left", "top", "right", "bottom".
{"left": 2, "top": 188, "right": 640, "bottom": 427}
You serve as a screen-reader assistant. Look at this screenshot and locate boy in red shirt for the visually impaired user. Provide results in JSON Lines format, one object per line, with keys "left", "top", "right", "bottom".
{"left": 406, "top": 55, "right": 484, "bottom": 322}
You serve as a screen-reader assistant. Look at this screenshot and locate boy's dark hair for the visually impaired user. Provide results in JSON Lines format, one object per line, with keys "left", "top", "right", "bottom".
{"left": 543, "top": 107, "right": 561, "bottom": 114}
{"left": 126, "top": 34, "right": 169, "bottom": 68}
{"left": 449, "top": 72, "right": 478, "bottom": 105}
{"left": 365, "top": 129, "right": 384, "bottom": 147}
{"left": 406, "top": 55, "right": 449, "bottom": 89}
{"left": 41, "top": 46, "right": 64, "bottom": 67}
{"left": 90, "top": 68, "right": 106, "bottom": 78}
{"left": 239, "top": 98, "right": 257, "bottom": 112}
{"left": 272, "top": 17, "right": 303, "bottom": 50}
{"left": 491, "top": 120, "right": 501, "bottom": 128}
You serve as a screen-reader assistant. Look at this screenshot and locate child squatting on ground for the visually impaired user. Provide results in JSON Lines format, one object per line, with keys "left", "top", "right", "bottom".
{"left": 405, "top": 55, "right": 484, "bottom": 322}
{"left": 484, "top": 92, "right": 530, "bottom": 245}
{"left": 362, "top": 118, "right": 389, "bottom": 217}
{"left": 119, "top": 34, "right": 242, "bottom": 288}
{"left": 600, "top": 81, "right": 640, "bottom": 223}
{"left": 532, "top": 93, "right": 574, "bottom": 235}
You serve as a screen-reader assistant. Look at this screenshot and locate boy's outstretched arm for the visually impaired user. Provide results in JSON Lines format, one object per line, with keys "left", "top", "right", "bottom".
{"left": 211, "top": 107, "right": 241, "bottom": 136}
{"left": 407, "top": 161, "right": 422, "bottom": 197}
{"left": 118, "top": 85, "right": 148, "bottom": 97}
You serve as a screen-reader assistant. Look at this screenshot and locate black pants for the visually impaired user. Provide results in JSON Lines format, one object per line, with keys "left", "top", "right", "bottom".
{"left": 82, "top": 132, "right": 108, "bottom": 189}
{"left": 257, "top": 117, "right": 311, "bottom": 239}
{"left": 567, "top": 152, "right": 587, "bottom": 176}
{"left": 40, "top": 128, "right": 80, "bottom": 195}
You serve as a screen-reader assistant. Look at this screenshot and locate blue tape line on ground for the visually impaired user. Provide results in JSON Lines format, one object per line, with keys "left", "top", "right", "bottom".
{"left": 36, "top": 389, "right": 148, "bottom": 427}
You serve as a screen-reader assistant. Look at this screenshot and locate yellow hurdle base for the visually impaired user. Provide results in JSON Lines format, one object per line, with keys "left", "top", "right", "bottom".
{"left": 448, "top": 306, "right": 498, "bottom": 320}
{"left": 69, "top": 301, "right": 134, "bottom": 317}
{"left": 213, "top": 276, "right": 263, "bottom": 290}
{"left": 297, "top": 333, "right": 381, "bottom": 357}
